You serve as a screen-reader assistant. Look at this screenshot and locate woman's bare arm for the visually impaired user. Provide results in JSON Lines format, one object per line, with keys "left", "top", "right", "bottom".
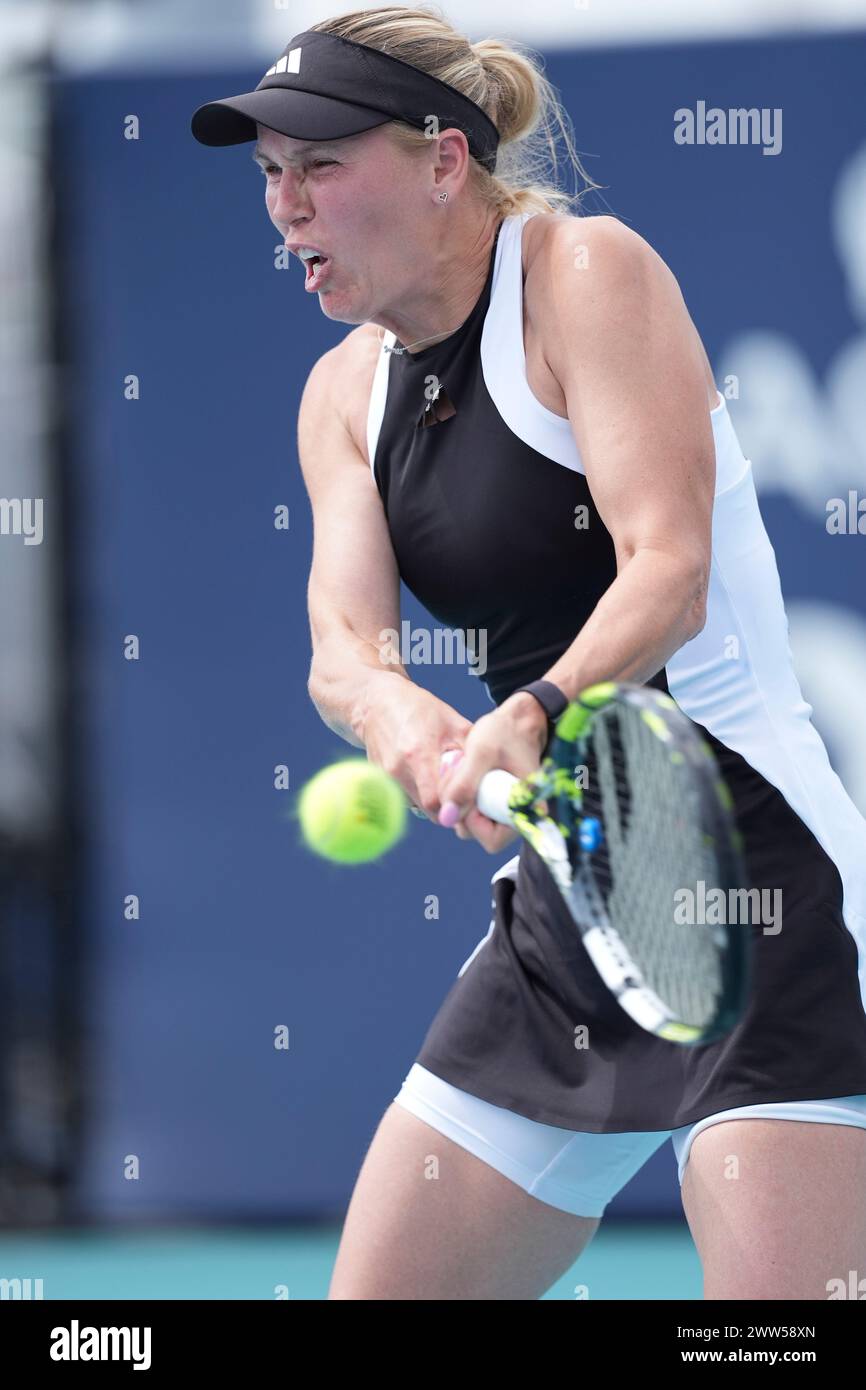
{"left": 297, "top": 339, "right": 410, "bottom": 748}
{"left": 530, "top": 214, "right": 715, "bottom": 698}
{"left": 297, "top": 339, "right": 474, "bottom": 819}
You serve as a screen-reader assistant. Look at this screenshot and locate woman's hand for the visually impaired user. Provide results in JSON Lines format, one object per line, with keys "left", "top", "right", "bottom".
{"left": 437, "top": 692, "right": 550, "bottom": 852}
{"left": 361, "top": 676, "right": 474, "bottom": 823}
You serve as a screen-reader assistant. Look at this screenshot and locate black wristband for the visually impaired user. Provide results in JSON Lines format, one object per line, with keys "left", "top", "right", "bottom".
{"left": 511, "top": 679, "right": 570, "bottom": 731}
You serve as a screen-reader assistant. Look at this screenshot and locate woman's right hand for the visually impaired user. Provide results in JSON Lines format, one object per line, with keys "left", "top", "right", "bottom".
{"left": 362, "top": 677, "right": 473, "bottom": 824}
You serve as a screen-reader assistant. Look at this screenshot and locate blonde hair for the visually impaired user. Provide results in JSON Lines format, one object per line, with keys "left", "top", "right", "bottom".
{"left": 309, "top": 4, "right": 602, "bottom": 218}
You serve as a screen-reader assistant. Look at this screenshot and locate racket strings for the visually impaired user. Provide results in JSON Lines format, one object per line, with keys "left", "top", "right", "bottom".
{"left": 581, "top": 707, "right": 725, "bottom": 1028}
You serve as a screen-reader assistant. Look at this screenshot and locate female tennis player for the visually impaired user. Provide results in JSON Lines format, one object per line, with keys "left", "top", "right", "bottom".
{"left": 191, "top": 6, "right": 866, "bottom": 1300}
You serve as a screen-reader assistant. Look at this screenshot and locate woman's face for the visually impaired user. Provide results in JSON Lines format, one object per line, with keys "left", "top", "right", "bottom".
{"left": 254, "top": 121, "right": 437, "bottom": 327}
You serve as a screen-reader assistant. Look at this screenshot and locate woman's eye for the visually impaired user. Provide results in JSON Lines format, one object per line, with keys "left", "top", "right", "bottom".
{"left": 260, "top": 159, "right": 336, "bottom": 180}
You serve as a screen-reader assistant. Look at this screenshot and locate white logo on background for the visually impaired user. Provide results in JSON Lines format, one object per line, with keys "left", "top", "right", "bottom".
{"left": 718, "top": 141, "right": 866, "bottom": 518}
{"left": 50, "top": 1321, "right": 151, "bottom": 1370}
{"left": 265, "top": 47, "right": 302, "bottom": 78}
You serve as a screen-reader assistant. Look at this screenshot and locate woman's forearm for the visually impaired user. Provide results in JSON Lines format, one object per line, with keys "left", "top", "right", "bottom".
{"left": 307, "top": 633, "right": 413, "bottom": 749}
{"left": 541, "top": 547, "right": 708, "bottom": 701}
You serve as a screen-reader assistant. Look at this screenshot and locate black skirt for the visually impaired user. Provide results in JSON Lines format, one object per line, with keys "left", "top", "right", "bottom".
{"left": 416, "top": 737, "right": 866, "bottom": 1132}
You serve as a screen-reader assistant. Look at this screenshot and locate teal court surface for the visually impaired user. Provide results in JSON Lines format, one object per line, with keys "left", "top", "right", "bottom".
{"left": 0, "top": 1222, "right": 702, "bottom": 1300}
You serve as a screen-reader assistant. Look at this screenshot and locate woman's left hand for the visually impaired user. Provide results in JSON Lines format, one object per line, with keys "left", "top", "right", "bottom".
{"left": 437, "top": 692, "right": 550, "bottom": 852}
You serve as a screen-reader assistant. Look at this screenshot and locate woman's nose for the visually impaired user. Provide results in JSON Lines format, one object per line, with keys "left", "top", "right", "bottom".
{"left": 270, "top": 168, "right": 309, "bottom": 221}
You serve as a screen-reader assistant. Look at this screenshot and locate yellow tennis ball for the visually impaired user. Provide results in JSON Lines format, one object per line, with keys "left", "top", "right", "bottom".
{"left": 297, "top": 759, "right": 408, "bottom": 864}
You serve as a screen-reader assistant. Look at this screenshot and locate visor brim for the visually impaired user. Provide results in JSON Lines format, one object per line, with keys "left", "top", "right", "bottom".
{"left": 190, "top": 86, "right": 394, "bottom": 147}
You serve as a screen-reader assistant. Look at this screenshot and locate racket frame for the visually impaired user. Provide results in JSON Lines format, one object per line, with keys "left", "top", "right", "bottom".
{"left": 477, "top": 681, "right": 750, "bottom": 1046}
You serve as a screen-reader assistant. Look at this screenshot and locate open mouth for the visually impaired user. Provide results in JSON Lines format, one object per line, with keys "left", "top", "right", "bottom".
{"left": 305, "top": 254, "right": 330, "bottom": 282}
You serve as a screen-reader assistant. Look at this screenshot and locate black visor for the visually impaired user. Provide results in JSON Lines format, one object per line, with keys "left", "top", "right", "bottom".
{"left": 190, "top": 28, "right": 500, "bottom": 173}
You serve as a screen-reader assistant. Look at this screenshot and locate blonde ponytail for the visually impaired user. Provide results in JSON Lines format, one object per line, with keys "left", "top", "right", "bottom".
{"left": 310, "top": 5, "right": 603, "bottom": 218}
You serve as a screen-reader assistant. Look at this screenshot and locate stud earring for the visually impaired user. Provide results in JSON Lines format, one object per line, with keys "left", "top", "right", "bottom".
{"left": 438, "top": 192, "right": 448, "bottom": 203}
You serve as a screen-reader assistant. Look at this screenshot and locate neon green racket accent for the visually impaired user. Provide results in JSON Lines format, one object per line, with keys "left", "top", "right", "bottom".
{"left": 640, "top": 709, "right": 672, "bottom": 741}
{"left": 659, "top": 1021, "right": 703, "bottom": 1043}
{"left": 513, "top": 810, "right": 535, "bottom": 838}
{"left": 552, "top": 766, "right": 578, "bottom": 798}
{"left": 507, "top": 781, "right": 537, "bottom": 811}
{"left": 516, "top": 812, "right": 554, "bottom": 859}
{"left": 555, "top": 702, "right": 585, "bottom": 742}
{"left": 566, "top": 704, "right": 595, "bottom": 739}
{"left": 578, "top": 681, "right": 617, "bottom": 707}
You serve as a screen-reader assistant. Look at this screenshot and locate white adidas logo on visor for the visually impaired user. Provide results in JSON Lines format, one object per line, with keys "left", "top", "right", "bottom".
{"left": 264, "top": 47, "right": 302, "bottom": 78}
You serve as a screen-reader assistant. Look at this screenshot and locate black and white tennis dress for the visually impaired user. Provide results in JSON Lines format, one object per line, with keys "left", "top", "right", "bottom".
{"left": 365, "top": 210, "right": 866, "bottom": 1137}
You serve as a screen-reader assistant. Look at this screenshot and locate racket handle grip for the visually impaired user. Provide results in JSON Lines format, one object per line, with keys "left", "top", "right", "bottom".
{"left": 438, "top": 751, "right": 518, "bottom": 827}
{"left": 476, "top": 770, "right": 520, "bottom": 826}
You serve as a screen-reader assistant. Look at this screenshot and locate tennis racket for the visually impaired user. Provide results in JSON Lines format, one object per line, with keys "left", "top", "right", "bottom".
{"left": 443, "top": 681, "right": 750, "bottom": 1046}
